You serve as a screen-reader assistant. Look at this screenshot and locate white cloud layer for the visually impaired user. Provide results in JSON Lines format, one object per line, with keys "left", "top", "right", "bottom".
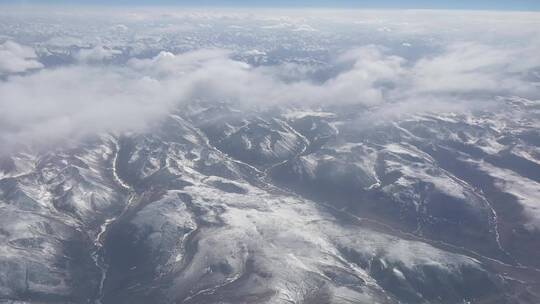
{"left": 0, "top": 41, "right": 43, "bottom": 75}
{"left": 0, "top": 9, "right": 539, "bottom": 152}
{"left": 409, "top": 42, "right": 540, "bottom": 96}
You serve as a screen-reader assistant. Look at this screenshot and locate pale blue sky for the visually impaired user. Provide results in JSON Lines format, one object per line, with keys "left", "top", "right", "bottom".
{"left": 1, "top": 0, "right": 540, "bottom": 10}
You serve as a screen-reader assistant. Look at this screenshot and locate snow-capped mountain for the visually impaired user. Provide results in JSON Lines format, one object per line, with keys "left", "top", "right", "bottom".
{"left": 1, "top": 7, "right": 540, "bottom": 304}
{"left": 1, "top": 96, "right": 539, "bottom": 304}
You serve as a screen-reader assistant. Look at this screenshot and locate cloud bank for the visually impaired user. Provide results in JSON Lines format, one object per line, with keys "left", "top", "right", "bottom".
{"left": 0, "top": 10, "right": 539, "bottom": 153}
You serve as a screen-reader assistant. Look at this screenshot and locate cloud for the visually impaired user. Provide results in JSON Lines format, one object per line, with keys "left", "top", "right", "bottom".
{"left": 0, "top": 63, "right": 187, "bottom": 152}
{"left": 127, "top": 46, "right": 403, "bottom": 107}
{"left": 0, "top": 46, "right": 404, "bottom": 152}
{"left": 0, "top": 41, "right": 43, "bottom": 75}
{"left": 407, "top": 42, "right": 540, "bottom": 97}
{"left": 1, "top": 40, "right": 539, "bottom": 153}
{"left": 1, "top": 10, "right": 539, "bottom": 153}
{"left": 74, "top": 45, "right": 122, "bottom": 63}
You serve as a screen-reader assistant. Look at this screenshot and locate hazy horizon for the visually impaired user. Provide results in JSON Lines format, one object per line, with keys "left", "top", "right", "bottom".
{"left": 1, "top": 0, "right": 540, "bottom": 11}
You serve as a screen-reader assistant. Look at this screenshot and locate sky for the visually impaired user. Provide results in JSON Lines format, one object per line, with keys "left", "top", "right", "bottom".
{"left": 1, "top": 0, "right": 540, "bottom": 10}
